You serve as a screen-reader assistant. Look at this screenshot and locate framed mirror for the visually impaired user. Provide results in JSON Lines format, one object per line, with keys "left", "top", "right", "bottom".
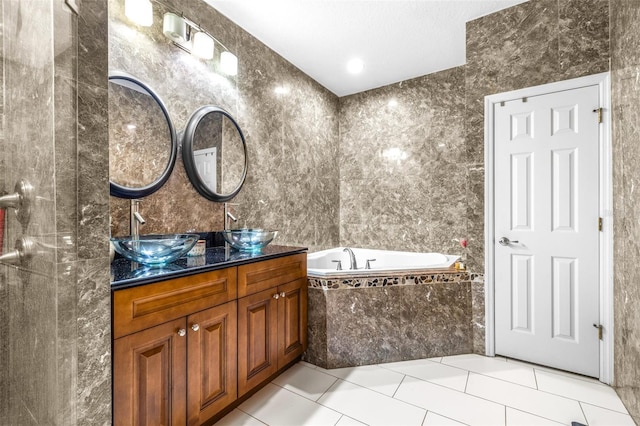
{"left": 108, "top": 72, "right": 178, "bottom": 199}
{"left": 182, "top": 106, "right": 248, "bottom": 202}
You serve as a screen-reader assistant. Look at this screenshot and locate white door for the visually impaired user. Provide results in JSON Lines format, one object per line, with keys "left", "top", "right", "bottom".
{"left": 494, "top": 85, "right": 601, "bottom": 377}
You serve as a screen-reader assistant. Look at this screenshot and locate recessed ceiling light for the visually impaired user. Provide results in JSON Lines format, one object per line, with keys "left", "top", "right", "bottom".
{"left": 347, "top": 58, "right": 364, "bottom": 74}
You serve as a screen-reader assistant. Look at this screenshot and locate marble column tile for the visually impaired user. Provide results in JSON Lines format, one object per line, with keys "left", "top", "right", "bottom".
{"left": 471, "top": 281, "right": 486, "bottom": 355}
{"left": 0, "top": 267, "right": 8, "bottom": 423}
{"left": 614, "top": 386, "right": 640, "bottom": 425}
{"left": 77, "top": 81, "right": 110, "bottom": 260}
{"left": 55, "top": 262, "right": 78, "bottom": 425}
{"left": 78, "top": 0, "right": 108, "bottom": 91}
{"left": 326, "top": 286, "right": 404, "bottom": 368}
{"left": 400, "top": 282, "right": 472, "bottom": 359}
{"left": 303, "top": 288, "right": 328, "bottom": 368}
{"left": 7, "top": 266, "right": 57, "bottom": 424}
{"left": 77, "top": 257, "right": 112, "bottom": 426}
{"left": 466, "top": 165, "right": 485, "bottom": 272}
{"left": 558, "top": 0, "right": 610, "bottom": 78}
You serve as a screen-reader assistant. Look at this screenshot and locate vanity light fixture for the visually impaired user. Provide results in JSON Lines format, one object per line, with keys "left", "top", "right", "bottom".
{"left": 125, "top": 0, "right": 153, "bottom": 27}
{"left": 155, "top": 3, "right": 237, "bottom": 74}
{"left": 221, "top": 51, "right": 238, "bottom": 76}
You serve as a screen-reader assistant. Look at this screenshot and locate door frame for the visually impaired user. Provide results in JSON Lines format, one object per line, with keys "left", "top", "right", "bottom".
{"left": 484, "top": 72, "right": 613, "bottom": 383}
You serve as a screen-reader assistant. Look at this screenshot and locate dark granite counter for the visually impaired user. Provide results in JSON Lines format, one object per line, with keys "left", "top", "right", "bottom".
{"left": 111, "top": 244, "right": 307, "bottom": 290}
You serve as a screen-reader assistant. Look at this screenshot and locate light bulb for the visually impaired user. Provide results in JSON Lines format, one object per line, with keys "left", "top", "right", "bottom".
{"left": 192, "top": 32, "right": 214, "bottom": 60}
{"left": 221, "top": 51, "right": 238, "bottom": 76}
{"left": 347, "top": 58, "right": 365, "bottom": 74}
{"left": 125, "top": 0, "right": 153, "bottom": 27}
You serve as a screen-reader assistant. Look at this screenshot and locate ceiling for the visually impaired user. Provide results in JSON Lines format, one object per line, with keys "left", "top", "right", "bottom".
{"left": 206, "top": 0, "right": 528, "bottom": 97}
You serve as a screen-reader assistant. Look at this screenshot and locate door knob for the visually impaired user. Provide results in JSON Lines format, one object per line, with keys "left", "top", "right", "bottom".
{"left": 177, "top": 329, "right": 186, "bottom": 337}
{"left": 498, "top": 237, "right": 519, "bottom": 246}
{"left": 273, "top": 293, "right": 279, "bottom": 300}
{"left": 191, "top": 324, "right": 200, "bottom": 332}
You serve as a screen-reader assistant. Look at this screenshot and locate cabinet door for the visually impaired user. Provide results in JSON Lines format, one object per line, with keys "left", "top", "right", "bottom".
{"left": 277, "top": 278, "right": 308, "bottom": 368}
{"left": 114, "top": 318, "right": 187, "bottom": 426}
{"left": 237, "top": 288, "right": 278, "bottom": 396}
{"left": 187, "top": 302, "right": 237, "bottom": 425}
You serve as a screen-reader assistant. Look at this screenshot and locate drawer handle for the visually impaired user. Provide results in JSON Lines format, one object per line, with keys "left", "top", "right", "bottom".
{"left": 273, "top": 293, "right": 279, "bottom": 300}
{"left": 177, "top": 328, "right": 186, "bottom": 337}
{"left": 191, "top": 324, "right": 200, "bottom": 332}
{"left": 280, "top": 292, "right": 286, "bottom": 298}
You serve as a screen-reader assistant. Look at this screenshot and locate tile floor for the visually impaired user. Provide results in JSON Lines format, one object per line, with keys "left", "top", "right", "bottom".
{"left": 217, "top": 354, "right": 635, "bottom": 426}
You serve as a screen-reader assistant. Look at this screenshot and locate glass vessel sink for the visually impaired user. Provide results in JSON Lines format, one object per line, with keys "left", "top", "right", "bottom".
{"left": 111, "top": 234, "right": 199, "bottom": 266}
{"left": 221, "top": 229, "right": 278, "bottom": 252}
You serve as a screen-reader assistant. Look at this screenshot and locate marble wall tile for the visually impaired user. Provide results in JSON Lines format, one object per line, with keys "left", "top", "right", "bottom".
{"left": 339, "top": 67, "right": 468, "bottom": 260}
{"left": 76, "top": 258, "right": 112, "bottom": 426}
{"left": 108, "top": 0, "right": 340, "bottom": 251}
{"left": 471, "top": 280, "right": 486, "bottom": 355}
{"left": 611, "top": 0, "right": 640, "bottom": 419}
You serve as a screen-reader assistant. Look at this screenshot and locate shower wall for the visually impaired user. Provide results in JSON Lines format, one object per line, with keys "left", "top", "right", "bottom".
{"left": 0, "top": 0, "right": 111, "bottom": 424}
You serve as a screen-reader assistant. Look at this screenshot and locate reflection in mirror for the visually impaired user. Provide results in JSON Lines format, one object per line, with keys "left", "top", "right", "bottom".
{"left": 182, "top": 106, "right": 247, "bottom": 202}
{"left": 109, "top": 72, "right": 177, "bottom": 198}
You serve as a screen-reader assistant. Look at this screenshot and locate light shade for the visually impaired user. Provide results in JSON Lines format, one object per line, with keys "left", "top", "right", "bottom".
{"left": 192, "top": 32, "right": 214, "bottom": 60}
{"left": 125, "top": 0, "right": 153, "bottom": 27}
{"left": 163, "top": 13, "right": 187, "bottom": 43}
{"left": 220, "top": 51, "right": 238, "bottom": 76}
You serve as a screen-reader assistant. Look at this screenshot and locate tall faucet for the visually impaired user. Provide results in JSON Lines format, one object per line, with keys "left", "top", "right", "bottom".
{"left": 130, "top": 199, "right": 146, "bottom": 238}
{"left": 343, "top": 247, "right": 358, "bottom": 270}
{"left": 224, "top": 202, "right": 238, "bottom": 231}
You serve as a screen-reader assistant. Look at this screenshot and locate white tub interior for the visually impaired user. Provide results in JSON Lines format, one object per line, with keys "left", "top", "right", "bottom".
{"left": 307, "top": 247, "right": 459, "bottom": 277}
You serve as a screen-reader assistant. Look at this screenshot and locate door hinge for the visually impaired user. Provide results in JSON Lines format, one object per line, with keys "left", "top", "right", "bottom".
{"left": 593, "top": 107, "right": 603, "bottom": 123}
{"left": 593, "top": 324, "right": 603, "bottom": 340}
{"left": 598, "top": 217, "right": 603, "bottom": 232}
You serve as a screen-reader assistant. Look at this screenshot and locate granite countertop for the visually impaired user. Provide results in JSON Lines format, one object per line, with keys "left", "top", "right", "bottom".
{"left": 111, "top": 244, "right": 307, "bottom": 290}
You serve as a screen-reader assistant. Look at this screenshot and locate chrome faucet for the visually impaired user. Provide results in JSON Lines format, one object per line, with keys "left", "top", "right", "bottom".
{"left": 343, "top": 247, "right": 358, "bottom": 270}
{"left": 224, "top": 202, "right": 238, "bottom": 230}
{"left": 130, "top": 199, "right": 146, "bottom": 238}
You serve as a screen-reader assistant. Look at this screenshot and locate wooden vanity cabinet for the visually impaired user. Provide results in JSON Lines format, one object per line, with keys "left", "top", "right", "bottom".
{"left": 237, "top": 254, "right": 307, "bottom": 396}
{"left": 113, "top": 269, "right": 237, "bottom": 426}
{"left": 113, "top": 252, "right": 307, "bottom": 425}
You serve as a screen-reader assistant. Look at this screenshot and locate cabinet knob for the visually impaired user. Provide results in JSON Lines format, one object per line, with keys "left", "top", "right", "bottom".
{"left": 177, "top": 328, "right": 186, "bottom": 337}
{"left": 191, "top": 324, "right": 200, "bottom": 332}
{"left": 280, "top": 292, "right": 286, "bottom": 298}
{"left": 273, "top": 293, "right": 279, "bottom": 299}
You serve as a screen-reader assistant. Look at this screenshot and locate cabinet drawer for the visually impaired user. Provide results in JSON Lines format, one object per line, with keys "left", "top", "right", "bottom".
{"left": 237, "top": 253, "right": 307, "bottom": 297}
{"left": 113, "top": 268, "right": 237, "bottom": 339}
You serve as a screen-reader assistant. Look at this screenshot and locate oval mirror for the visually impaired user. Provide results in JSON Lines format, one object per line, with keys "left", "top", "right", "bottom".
{"left": 108, "top": 72, "right": 177, "bottom": 199}
{"left": 182, "top": 106, "right": 248, "bottom": 202}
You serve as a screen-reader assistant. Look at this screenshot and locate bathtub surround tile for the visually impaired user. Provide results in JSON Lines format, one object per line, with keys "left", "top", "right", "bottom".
{"left": 471, "top": 280, "right": 486, "bottom": 354}
{"left": 400, "top": 281, "right": 472, "bottom": 359}
{"left": 317, "top": 379, "right": 427, "bottom": 426}
{"left": 306, "top": 272, "right": 482, "bottom": 368}
{"left": 303, "top": 288, "right": 328, "bottom": 367}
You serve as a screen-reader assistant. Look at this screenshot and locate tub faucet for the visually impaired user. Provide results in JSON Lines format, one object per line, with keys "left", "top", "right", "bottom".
{"left": 343, "top": 247, "right": 358, "bottom": 270}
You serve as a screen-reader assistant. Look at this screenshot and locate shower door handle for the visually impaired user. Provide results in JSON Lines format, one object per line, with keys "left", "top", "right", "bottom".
{"left": 498, "top": 237, "right": 519, "bottom": 246}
